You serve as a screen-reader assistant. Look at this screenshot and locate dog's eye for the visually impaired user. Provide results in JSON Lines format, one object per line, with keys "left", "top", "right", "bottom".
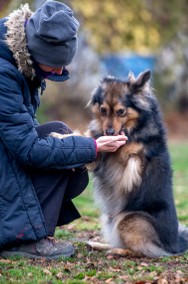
{"left": 116, "top": 109, "right": 125, "bottom": 116}
{"left": 100, "top": 107, "right": 107, "bottom": 116}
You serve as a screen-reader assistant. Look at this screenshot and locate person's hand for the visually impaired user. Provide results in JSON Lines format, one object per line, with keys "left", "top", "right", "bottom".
{"left": 96, "top": 133, "right": 128, "bottom": 153}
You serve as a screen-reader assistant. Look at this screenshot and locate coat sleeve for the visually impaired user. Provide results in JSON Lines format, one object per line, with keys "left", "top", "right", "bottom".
{"left": 0, "top": 68, "right": 97, "bottom": 169}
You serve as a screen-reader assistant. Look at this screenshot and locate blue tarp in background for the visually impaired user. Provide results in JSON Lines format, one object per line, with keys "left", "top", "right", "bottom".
{"left": 101, "top": 53, "right": 156, "bottom": 79}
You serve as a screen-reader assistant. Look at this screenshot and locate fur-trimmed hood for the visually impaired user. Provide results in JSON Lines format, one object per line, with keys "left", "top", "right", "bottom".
{"left": 4, "top": 4, "right": 35, "bottom": 79}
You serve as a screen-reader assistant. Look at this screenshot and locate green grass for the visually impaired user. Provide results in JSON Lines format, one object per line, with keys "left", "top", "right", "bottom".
{"left": 169, "top": 142, "right": 188, "bottom": 225}
{"left": 0, "top": 141, "right": 188, "bottom": 283}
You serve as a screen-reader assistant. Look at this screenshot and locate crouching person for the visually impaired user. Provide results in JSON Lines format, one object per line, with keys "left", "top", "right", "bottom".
{"left": 0, "top": 1, "right": 127, "bottom": 259}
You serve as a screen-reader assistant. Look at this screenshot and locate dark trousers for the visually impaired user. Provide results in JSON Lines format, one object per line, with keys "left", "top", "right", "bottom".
{"left": 28, "top": 121, "right": 89, "bottom": 236}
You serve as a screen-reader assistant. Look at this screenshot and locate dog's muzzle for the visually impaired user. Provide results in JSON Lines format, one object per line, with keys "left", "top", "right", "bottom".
{"left": 105, "top": 128, "right": 125, "bottom": 136}
{"left": 105, "top": 128, "right": 116, "bottom": 136}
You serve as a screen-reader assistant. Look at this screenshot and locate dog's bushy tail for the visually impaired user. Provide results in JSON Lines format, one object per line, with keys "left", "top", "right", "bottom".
{"left": 178, "top": 223, "right": 188, "bottom": 253}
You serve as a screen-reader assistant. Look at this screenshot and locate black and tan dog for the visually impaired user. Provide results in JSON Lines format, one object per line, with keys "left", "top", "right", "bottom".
{"left": 50, "top": 70, "right": 188, "bottom": 257}
{"left": 86, "top": 70, "right": 188, "bottom": 257}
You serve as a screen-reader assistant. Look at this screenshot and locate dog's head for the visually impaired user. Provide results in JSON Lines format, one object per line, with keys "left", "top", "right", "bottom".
{"left": 88, "top": 70, "right": 152, "bottom": 137}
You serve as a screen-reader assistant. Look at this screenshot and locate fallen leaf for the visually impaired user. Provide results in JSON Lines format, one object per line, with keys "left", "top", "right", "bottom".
{"left": 0, "top": 259, "right": 12, "bottom": 263}
{"left": 105, "top": 278, "right": 115, "bottom": 283}
{"left": 158, "top": 278, "right": 168, "bottom": 284}
{"left": 43, "top": 269, "right": 52, "bottom": 276}
{"left": 56, "top": 272, "right": 63, "bottom": 279}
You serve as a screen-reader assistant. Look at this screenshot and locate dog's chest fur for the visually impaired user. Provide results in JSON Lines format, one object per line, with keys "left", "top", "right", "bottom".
{"left": 93, "top": 142, "right": 144, "bottom": 216}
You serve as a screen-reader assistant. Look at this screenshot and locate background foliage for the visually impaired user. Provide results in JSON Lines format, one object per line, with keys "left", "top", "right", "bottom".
{"left": 1, "top": 0, "right": 188, "bottom": 132}
{"left": 71, "top": 0, "right": 188, "bottom": 54}
{"left": 14, "top": 0, "right": 188, "bottom": 54}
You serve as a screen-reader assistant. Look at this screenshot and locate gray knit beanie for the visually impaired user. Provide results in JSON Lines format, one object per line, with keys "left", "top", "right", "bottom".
{"left": 25, "top": 0, "right": 79, "bottom": 67}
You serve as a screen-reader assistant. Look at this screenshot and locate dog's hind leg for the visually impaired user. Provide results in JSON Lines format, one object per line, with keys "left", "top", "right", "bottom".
{"left": 116, "top": 212, "right": 172, "bottom": 258}
{"left": 87, "top": 241, "right": 111, "bottom": 251}
{"left": 106, "top": 248, "right": 133, "bottom": 256}
{"left": 87, "top": 241, "right": 133, "bottom": 256}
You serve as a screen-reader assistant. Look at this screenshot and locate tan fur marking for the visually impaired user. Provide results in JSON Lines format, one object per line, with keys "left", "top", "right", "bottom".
{"left": 120, "top": 142, "right": 143, "bottom": 157}
{"left": 111, "top": 142, "right": 144, "bottom": 166}
{"left": 126, "top": 107, "right": 139, "bottom": 129}
{"left": 117, "top": 214, "right": 167, "bottom": 257}
{"left": 91, "top": 104, "right": 101, "bottom": 117}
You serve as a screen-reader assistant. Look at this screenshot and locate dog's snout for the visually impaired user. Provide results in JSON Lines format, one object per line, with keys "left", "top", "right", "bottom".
{"left": 106, "top": 128, "right": 116, "bottom": 136}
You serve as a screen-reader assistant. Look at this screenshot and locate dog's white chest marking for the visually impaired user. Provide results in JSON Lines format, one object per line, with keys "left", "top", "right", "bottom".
{"left": 121, "top": 156, "right": 142, "bottom": 192}
{"left": 94, "top": 155, "right": 142, "bottom": 217}
{"left": 106, "top": 155, "right": 142, "bottom": 194}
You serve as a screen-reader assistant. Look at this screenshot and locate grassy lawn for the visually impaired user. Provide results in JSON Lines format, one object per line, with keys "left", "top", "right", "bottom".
{"left": 0, "top": 141, "right": 188, "bottom": 283}
{"left": 170, "top": 142, "right": 188, "bottom": 225}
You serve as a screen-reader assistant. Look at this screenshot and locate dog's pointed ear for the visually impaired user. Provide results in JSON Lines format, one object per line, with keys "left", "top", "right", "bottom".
{"left": 130, "top": 70, "right": 151, "bottom": 93}
{"left": 136, "top": 70, "right": 151, "bottom": 87}
{"left": 86, "top": 85, "right": 104, "bottom": 108}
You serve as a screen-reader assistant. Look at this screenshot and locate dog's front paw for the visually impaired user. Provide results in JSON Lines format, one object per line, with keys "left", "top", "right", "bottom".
{"left": 50, "top": 131, "right": 81, "bottom": 139}
{"left": 50, "top": 132, "right": 64, "bottom": 139}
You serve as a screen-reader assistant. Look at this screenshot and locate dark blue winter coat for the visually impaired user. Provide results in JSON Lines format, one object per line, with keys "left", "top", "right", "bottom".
{"left": 0, "top": 8, "right": 96, "bottom": 248}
